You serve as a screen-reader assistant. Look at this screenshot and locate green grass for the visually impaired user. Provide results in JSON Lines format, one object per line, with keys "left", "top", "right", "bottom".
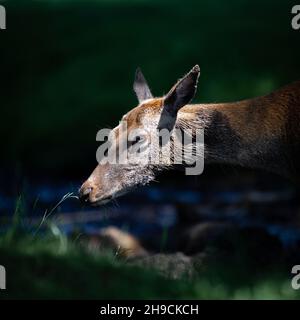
{"left": 0, "top": 222, "right": 299, "bottom": 299}
{"left": 0, "top": 233, "right": 190, "bottom": 299}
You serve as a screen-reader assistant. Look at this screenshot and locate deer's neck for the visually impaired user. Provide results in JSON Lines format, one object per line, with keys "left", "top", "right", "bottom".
{"left": 179, "top": 93, "right": 290, "bottom": 177}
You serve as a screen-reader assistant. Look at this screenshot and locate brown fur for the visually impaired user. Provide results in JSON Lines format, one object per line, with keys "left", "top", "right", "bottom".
{"left": 124, "top": 80, "right": 300, "bottom": 142}
{"left": 79, "top": 77, "right": 300, "bottom": 205}
{"left": 125, "top": 98, "right": 163, "bottom": 129}
{"left": 124, "top": 80, "right": 300, "bottom": 178}
{"left": 179, "top": 80, "right": 300, "bottom": 178}
{"left": 180, "top": 80, "right": 300, "bottom": 142}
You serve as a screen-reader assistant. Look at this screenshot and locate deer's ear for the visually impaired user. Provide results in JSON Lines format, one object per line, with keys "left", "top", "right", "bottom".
{"left": 133, "top": 67, "right": 153, "bottom": 103}
{"left": 164, "top": 65, "right": 200, "bottom": 115}
{"left": 157, "top": 65, "right": 200, "bottom": 131}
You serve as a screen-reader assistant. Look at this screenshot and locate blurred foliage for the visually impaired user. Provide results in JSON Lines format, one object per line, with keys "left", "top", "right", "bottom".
{"left": 0, "top": 228, "right": 299, "bottom": 299}
{"left": 0, "top": 0, "right": 300, "bottom": 177}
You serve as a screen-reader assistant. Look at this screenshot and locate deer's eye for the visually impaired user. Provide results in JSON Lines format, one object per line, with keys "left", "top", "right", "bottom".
{"left": 128, "top": 136, "right": 143, "bottom": 148}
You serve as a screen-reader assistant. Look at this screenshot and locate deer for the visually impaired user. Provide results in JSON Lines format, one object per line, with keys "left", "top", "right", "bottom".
{"left": 79, "top": 65, "right": 300, "bottom": 205}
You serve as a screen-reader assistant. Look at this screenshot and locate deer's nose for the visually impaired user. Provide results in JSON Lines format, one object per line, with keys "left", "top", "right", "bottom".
{"left": 79, "top": 184, "right": 93, "bottom": 203}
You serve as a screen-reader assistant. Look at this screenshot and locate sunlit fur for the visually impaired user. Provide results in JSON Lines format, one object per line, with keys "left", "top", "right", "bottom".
{"left": 80, "top": 79, "right": 300, "bottom": 205}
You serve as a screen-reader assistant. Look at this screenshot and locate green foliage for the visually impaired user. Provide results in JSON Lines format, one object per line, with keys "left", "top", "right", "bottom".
{"left": 0, "top": 223, "right": 299, "bottom": 299}
{"left": 0, "top": 228, "right": 192, "bottom": 299}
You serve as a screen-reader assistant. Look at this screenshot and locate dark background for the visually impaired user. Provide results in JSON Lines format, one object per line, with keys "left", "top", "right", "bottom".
{"left": 1, "top": 0, "right": 300, "bottom": 181}
{"left": 1, "top": 0, "right": 300, "bottom": 241}
{"left": 0, "top": 0, "right": 300, "bottom": 238}
{"left": 0, "top": 0, "right": 300, "bottom": 300}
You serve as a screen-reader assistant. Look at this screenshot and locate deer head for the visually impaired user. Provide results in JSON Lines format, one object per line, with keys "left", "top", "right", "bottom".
{"left": 79, "top": 65, "right": 200, "bottom": 205}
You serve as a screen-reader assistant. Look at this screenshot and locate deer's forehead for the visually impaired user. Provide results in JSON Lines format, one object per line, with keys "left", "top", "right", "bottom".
{"left": 123, "top": 98, "right": 163, "bottom": 129}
